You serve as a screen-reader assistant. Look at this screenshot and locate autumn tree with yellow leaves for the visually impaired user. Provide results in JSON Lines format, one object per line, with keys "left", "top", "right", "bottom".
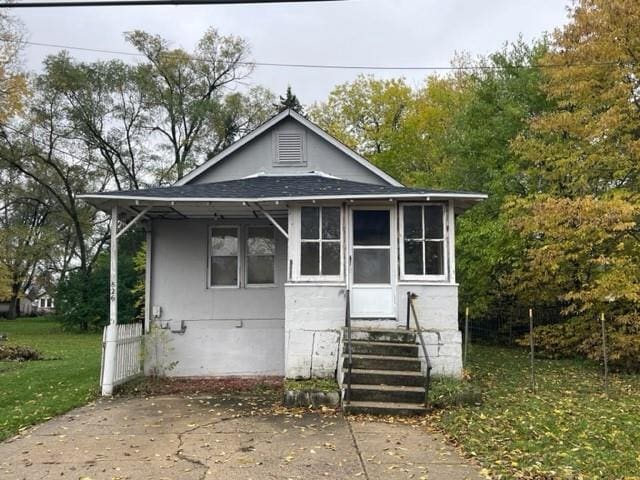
{"left": 509, "top": 0, "right": 640, "bottom": 368}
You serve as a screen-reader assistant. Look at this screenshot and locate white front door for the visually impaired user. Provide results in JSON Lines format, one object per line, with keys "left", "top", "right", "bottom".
{"left": 349, "top": 207, "right": 396, "bottom": 318}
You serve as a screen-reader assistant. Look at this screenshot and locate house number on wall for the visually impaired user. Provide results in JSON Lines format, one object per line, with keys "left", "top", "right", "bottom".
{"left": 110, "top": 282, "right": 116, "bottom": 301}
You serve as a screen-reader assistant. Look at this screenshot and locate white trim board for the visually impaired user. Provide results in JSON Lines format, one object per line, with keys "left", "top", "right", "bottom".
{"left": 174, "top": 109, "right": 404, "bottom": 187}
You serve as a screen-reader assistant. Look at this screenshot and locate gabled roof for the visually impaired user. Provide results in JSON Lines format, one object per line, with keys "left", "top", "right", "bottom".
{"left": 80, "top": 174, "right": 486, "bottom": 205}
{"left": 174, "top": 109, "right": 403, "bottom": 187}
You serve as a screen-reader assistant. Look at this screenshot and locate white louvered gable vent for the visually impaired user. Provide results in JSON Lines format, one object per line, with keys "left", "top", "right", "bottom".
{"left": 275, "top": 132, "right": 306, "bottom": 165}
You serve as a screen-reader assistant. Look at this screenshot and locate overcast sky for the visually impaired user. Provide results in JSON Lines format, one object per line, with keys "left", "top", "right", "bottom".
{"left": 14, "top": 0, "right": 572, "bottom": 104}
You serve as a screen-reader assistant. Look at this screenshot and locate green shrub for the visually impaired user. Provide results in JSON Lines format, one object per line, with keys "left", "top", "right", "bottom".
{"left": 0, "top": 344, "right": 43, "bottom": 361}
{"left": 516, "top": 315, "right": 640, "bottom": 371}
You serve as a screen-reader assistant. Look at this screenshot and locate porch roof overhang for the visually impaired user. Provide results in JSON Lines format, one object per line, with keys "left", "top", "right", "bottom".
{"left": 78, "top": 174, "right": 487, "bottom": 219}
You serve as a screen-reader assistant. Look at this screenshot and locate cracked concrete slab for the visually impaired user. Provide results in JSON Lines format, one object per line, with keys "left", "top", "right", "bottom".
{"left": 0, "top": 394, "right": 484, "bottom": 480}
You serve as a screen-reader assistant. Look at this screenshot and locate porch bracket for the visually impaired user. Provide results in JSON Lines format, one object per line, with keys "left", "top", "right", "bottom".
{"left": 116, "top": 206, "right": 152, "bottom": 239}
{"left": 252, "top": 202, "right": 288, "bottom": 239}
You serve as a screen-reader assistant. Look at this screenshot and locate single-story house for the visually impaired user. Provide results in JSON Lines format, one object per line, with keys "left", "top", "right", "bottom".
{"left": 80, "top": 109, "right": 486, "bottom": 413}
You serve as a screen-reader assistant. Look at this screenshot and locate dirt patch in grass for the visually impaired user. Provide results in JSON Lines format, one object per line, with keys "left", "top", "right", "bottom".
{"left": 0, "top": 344, "right": 43, "bottom": 361}
{"left": 117, "top": 375, "right": 284, "bottom": 397}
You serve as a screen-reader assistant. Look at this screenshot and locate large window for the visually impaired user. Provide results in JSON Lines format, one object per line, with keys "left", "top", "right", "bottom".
{"left": 352, "top": 209, "right": 391, "bottom": 284}
{"left": 210, "top": 227, "right": 239, "bottom": 287}
{"left": 401, "top": 204, "right": 446, "bottom": 279}
{"left": 247, "top": 227, "right": 275, "bottom": 285}
{"left": 300, "top": 206, "right": 341, "bottom": 277}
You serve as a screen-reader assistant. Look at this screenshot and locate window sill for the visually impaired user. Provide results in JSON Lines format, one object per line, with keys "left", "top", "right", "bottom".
{"left": 398, "top": 281, "right": 459, "bottom": 287}
{"left": 285, "top": 282, "right": 347, "bottom": 287}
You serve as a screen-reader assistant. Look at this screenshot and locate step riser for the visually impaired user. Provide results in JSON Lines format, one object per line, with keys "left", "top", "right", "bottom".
{"left": 344, "top": 405, "right": 426, "bottom": 416}
{"left": 349, "top": 388, "right": 425, "bottom": 403}
{"left": 344, "top": 357, "right": 421, "bottom": 372}
{"left": 350, "top": 331, "right": 416, "bottom": 344}
{"left": 347, "top": 343, "right": 419, "bottom": 357}
{"left": 344, "top": 372, "right": 424, "bottom": 387}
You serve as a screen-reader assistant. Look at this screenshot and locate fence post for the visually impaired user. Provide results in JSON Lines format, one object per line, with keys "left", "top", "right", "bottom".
{"left": 529, "top": 308, "right": 535, "bottom": 393}
{"left": 600, "top": 312, "right": 608, "bottom": 393}
{"left": 464, "top": 306, "right": 469, "bottom": 367}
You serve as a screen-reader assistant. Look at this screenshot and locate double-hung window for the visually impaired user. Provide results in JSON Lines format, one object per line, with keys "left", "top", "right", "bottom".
{"left": 209, "top": 226, "right": 276, "bottom": 287}
{"left": 246, "top": 226, "right": 275, "bottom": 285}
{"left": 300, "top": 206, "right": 341, "bottom": 278}
{"left": 210, "top": 227, "right": 240, "bottom": 287}
{"left": 401, "top": 204, "right": 447, "bottom": 280}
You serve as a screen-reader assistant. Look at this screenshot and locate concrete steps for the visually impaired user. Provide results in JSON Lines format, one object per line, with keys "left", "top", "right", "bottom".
{"left": 342, "top": 327, "right": 427, "bottom": 416}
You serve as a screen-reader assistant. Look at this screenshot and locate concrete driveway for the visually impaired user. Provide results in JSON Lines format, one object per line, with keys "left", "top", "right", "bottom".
{"left": 0, "top": 394, "right": 484, "bottom": 480}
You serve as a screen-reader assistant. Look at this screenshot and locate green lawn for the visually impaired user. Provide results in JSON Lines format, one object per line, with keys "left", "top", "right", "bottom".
{"left": 434, "top": 344, "right": 640, "bottom": 479}
{"left": 0, "top": 317, "right": 101, "bottom": 441}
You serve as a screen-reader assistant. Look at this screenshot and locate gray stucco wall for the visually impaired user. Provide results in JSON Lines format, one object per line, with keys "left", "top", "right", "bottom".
{"left": 191, "top": 118, "right": 389, "bottom": 185}
{"left": 148, "top": 218, "right": 287, "bottom": 376}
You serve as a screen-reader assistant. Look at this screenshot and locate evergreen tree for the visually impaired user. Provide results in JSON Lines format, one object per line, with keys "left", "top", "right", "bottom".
{"left": 277, "top": 85, "right": 304, "bottom": 113}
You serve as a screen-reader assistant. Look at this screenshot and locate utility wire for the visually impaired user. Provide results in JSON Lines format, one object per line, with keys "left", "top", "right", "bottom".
{"left": 6, "top": 38, "right": 629, "bottom": 71}
{"left": 0, "top": 0, "right": 341, "bottom": 8}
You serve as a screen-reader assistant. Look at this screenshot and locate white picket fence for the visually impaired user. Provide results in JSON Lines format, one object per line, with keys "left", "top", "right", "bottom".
{"left": 100, "top": 323, "right": 144, "bottom": 389}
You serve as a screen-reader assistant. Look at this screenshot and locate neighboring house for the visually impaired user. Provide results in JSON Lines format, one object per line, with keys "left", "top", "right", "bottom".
{"left": 0, "top": 296, "right": 34, "bottom": 317}
{"left": 32, "top": 292, "right": 55, "bottom": 315}
{"left": 80, "top": 109, "right": 486, "bottom": 413}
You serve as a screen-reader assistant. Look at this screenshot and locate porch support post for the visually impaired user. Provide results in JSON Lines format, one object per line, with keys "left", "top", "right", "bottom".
{"left": 102, "top": 205, "right": 119, "bottom": 396}
{"left": 253, "top": 202, "right": 288, "bottom": 238}
{"left": 144, "top": 222, "right": 152, "bottom": 333}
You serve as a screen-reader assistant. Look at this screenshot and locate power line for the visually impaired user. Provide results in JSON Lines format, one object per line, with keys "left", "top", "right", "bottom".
{"left": 10, "top": 39, "right": 628, "bottom": 72}
{"left": 0, "top": 0, "right": 341, "bottom": 8}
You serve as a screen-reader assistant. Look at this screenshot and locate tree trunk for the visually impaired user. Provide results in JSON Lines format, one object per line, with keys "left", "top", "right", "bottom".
{"left": 6, "top": 283, "right": 20, "bottom": 319}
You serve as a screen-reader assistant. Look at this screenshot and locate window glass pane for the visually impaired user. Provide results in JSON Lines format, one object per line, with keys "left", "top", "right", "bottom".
{"left": 211, "top": 256, "right": 238, "bottom": 286}
{"left": 403, "top": 206, "right": 423, "bottom": 239}
{"left": 301, "top": 242, "right": 320, "bottom": 275}
{"left": 404, "top": 240, "right": 423, "bottom": 275}
{"left": 425, "top": 241, "right": 444, "bottom": 275}
{"left": 248, "top": 256, "right": 275, "bottom": 284}
{"left": 248, "top": 227, "right": 275, "bottom": 255}
{"left": 322, "top": 207, "right": 341, "bottom": 240}
{"left": 353, "top": 249, "right": 390, "bottom": 284}
{"left": 301, "top": 207, "right": 319, "bottom": 239}
{"left": 353, "top": 210, "right": 390, "bottom": 246}
{"left": 424, "top": 206, "right": 444, "bottom": 239}
{"left": 321, "top": 242, "right": 340, "bottom": 275}
{"left": 211, "top": 228, "right": 238, "bottom": 256}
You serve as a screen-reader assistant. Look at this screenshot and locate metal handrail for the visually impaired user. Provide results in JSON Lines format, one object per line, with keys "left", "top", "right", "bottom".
{"left": 345, "top": 289, "right": 353, "bottom": 405}
{"left": 407, "top": 292, "right": 432, "bottom": 408}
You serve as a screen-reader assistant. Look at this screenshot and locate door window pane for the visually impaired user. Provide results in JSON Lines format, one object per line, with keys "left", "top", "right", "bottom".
{"left": 353, "top": 249, "right": 390, "bottom": 284}
{"left": 425, "top": 242, "right": 444, "bottom": 275}
{"left": 322, "top": 242, "right": 340, "bottom": 275}
{"left": 301, "top": 243, "right": 320, "bottom": 275}
{"left": 403, "top": 206, "right": 422, "bottom": 239}
{"left": 424, "top": 206, "right": 444, "bottom": 239}
{"left": 404, "top": 241, "right": 423, "bottom": 275}
{"left": 353, "top": 210, "right": 390, "bottom": 246}
{"left": 301, "top": 207, "right": 319, "bottom": 239}
{"left": 322, "top": 207, "right": 341, "bottom": 240}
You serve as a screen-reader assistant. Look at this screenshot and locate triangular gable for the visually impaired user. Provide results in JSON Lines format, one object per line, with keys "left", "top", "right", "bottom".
{"left": 175, "top": 109, "right": 403, "bottom": 187}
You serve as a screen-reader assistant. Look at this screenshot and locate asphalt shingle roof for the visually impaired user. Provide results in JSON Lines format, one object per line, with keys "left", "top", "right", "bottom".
{"left": 83, "top": 175, "right": 483, "bottom": 201}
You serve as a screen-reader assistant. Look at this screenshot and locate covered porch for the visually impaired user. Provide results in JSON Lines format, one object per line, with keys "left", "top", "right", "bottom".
{"left": 79, "top": 174, "right": 486, "bottom": 395}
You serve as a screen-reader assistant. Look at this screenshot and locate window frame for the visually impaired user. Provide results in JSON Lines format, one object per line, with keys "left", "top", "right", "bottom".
{"left": 208, "top": 225, "right": 241, "bottom": 289}
{"left": 245, "top": 225, "right": 277, "bottom": 288}
{"left": 399, "top": 203, "right": 449, "bottom": 282}
{"left": 295, "top": 205, "right": 344, "bottom": 282}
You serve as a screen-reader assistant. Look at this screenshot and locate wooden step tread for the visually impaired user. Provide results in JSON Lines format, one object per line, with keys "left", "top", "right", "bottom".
{"left": 348, "top": 384, "right": 425, "bottom": 393}
{"left": 344, "top": 401, "right": 425, "bottom": 411}
{"left": 345, "top": 354, "right": 419, "bottom": 361}
{"left": 348, "top": 368, "right": 424, "bottom": 377}
{"left": 346, "top": 340, "right": 418, "bottom": 347}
